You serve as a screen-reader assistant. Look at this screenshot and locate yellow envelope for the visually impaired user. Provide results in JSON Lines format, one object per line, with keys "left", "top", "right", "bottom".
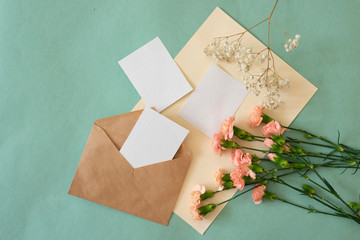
{"left": 133, "top": 7, "right": 317, "bottom": 234}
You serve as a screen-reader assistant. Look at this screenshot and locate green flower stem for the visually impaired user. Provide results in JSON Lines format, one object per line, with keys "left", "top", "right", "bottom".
{"left": 274, "top": 175, "right": 360, "bottom": 221}
{"left": 209, "top": 172, "right": 360, "bottom": 223}
{"left": 302, "top": 154, "right": 343, "bottom": 161}
{"left": 282, "top": 151, "right": 360, "bottom": 162}
{"left": 216, "top": 185, "right": 258, "bottom": 206}
{"left": 227, "top": 144, "right": 268, "bottom": 153}
{"left": 240, "top": 146, "right": 268, "bottom": 153}
{"left": 282, "top": 126, "right": 336, "bottom": 145}
{"left": 300, "top": 173, "right": 350, "bottom": 214}
{"left": 253, "top": 137, "right": 358, "bottom": 161}
{"left": 288, "top": 139, "right": 360, "bottom": 158}
{"left": 253, "top": 135, "right": 266, "bottom": 139}
{"left": 276, "top": 197, "right": 354, "bottom": 220}
{"left": 308, "top": 152, "right": 360, "bottom": 160}
{"left": 321, "top": 165, "right": 359, "bottom": 169}
{"left": 266, "top": 175, "right": 345, "bottom": 214}
{"left": 311, "top": 169, "right": 360, "bottom": 218}
{"left": 282, "top": 126, "right": 358, "bottom": 155}
{"left": 209, "top": 169, "right": 301, "bottom": 197}
{"left": 286, "top": 139, "right": 340, "bottom": 150}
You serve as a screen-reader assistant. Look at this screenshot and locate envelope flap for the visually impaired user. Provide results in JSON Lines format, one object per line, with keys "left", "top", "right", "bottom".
{"left": 69, "top": 111, "right": 192, "bottom": 225}
{"left": 94, "top": 110, "right": 143, "bottom": 150}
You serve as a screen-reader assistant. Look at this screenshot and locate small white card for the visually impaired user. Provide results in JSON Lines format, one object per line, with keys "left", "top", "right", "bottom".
{"left": 118, "top": 37, "right": 193, "bottom": 112}
{"left": 179, "top": 64, "right": 249, "bottom": 138}
{"left": 120, "top": 107, "right": 189, "bottom": 168}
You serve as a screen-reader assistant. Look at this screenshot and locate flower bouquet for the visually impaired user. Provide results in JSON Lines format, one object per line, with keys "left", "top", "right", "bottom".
{"left": 190, "top": 106, "right": 360, "bottom": 224}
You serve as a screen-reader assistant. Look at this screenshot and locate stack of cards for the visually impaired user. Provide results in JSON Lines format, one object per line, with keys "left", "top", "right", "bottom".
{"left": 118, "top": 37, "right": 193, "bottom": 168}
{"left": 118, "top": 37, "right": 249, "bottom": 169}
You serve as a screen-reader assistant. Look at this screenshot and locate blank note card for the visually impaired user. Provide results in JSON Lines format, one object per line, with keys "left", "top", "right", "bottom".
{"left": 120, "top": 107, "right": 189, "bottom": 168}
{"left": 118, "top": 37, "right": 193, "bottom": 112}
{"left": 179, "top": 64, "right": 249, "bottom": 138}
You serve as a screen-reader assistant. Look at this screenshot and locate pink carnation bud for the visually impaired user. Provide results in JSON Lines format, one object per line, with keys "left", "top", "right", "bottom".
{"left": 248, "top": 105, "right": 264, "bottom": 127}
{"left": 267, "top": 153, "right": 277, "bottom": 161}
{"left": 214, "top": 168, "right": 226, "bottom": 191}
{"left": 284, "top": 143, "right": 291, "bottom": 152}
{"left": 252, "top": 185, "right": 266, "bottom": 204}
{"left": 264, "top": 138, "right": 276, "bottom": 148}
{"left": 212, "top": 132, "right": 226, "bottom": 156}
{"left": 220, "top": 117, "right": 235, "bottom": 141}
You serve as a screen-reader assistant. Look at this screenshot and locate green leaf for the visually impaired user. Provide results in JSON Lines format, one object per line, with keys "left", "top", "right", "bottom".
{"left": 198, "top": 204, "right": 217, "bottom": 216}
{"left": 348, "top": 202, "right": 360, "bottom": 210}
{"left": 271, "top": 144, "right": 285, "bottom": 153}
{"left": 290, "top": 146, "right": 307, "bottom": 155}
{"left": 221, "top": 140, "right": 240, "bottom": 149}
{"left": 221, "top": 174, "right": 231, "bottom": 181}
{"left": 251, "top": 155, "right": 260, "bottom": 163}
{"left": 271, "top": 135, "right": 286, "bottom": 145}
{"left": 233, "top": 126, "right": 248, "bottom": 138}
{"left": 261, "top": 113, "right": 274, "bottom": 124}
{"left": 233, "top": 126, "right": 255, "bottom": 141}
{"left": 223, "top": 181, "right": 234, "bottom": 189}
{"left": 248, "top": 164, "right": 264, "bottom": 173}
{"left": 290, "top": 162, "right": 307, "bottom": 169}
{"left": 302, "top": 184, "right": 316, "bottom": 196}
{"left": 263, "top": 191, "right": 277, "bottom": 200}
{"left": 273, "top": 156, "right": 289, "bottom": 168}
{"left": 304, "top": 134, "right": 315, "bottom": 139}
{"left": 200, "top": 190, "right": 214, "bottom": 201}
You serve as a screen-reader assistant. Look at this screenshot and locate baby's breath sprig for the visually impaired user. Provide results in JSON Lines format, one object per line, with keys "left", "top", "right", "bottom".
{"left": 204, "top": 0, "right": 300, "bottom": 110}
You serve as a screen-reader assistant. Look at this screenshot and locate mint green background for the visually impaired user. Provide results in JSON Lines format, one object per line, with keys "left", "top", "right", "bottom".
{"left": 1, "top": 0, "right": 360, "bottom": 239}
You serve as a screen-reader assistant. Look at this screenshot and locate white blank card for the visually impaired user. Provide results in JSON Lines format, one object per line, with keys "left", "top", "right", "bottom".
{"left": 179, "top": 64, "right": 249, "bottom": 138}
{"left": 118, "top": 37, "right": 193, "bottom": 112}
{"left": 120, "top": 107, "right": 189, "bottom": 168}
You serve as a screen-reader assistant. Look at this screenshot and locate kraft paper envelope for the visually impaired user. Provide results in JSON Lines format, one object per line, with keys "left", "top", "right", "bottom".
{"left": 68, "top": 110, "right": 192, "bottom": 225}
{"left": 132, "top": 7, "right": 317, "bottom": 234}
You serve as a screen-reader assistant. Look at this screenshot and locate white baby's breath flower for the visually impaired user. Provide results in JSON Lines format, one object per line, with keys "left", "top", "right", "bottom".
{"left": 284, "top": 34, "right": 301, "bottom": 52}
{"left": 204, "top": 31, "right": 299, "bottom": 110}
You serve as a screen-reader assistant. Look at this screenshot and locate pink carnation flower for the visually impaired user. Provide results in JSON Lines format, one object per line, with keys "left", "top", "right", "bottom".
{"left": 267, "top": 153, "right": 277, "bottom": 162}
{"left": 231, "top": 149, "right": 252, "bottom": 168}
{"left": 264, "top": 138, "right": 276, "bottom": 148}
{"left": 248, "top": 105, "right": 264, "bottom": 127}
{"left": 284, "top": 143, "right": 291, "bottom": 152}
{"left": 231, "top": 149, "right": 243, "bottom": 167}
{"left": 252, "top": 185, "right": 266, "bottom": 204}
{"left": 220, "top": 117, "right": 235, "bottom": 141}
{"left": 190, "top": 185, "right": 205, "bottom": 206}
{"left": 262, "top": 121, "right": 288, "bottom": 137}
{"left": 241, "top": 153, "right": 253, "bottom": 166}
{"left": 230, "top": 168, "right": 246, "bottom": 190}
{"left": 212, "top": 132, "right": 226, "bottom": 156}
{"left": 230, "top": 165, "right": 256, "bottom": 190}
{"left": 214, "top": 168, "right": 226, "bottom": 191}
{"left": 190, "top": 205, "right": 203, "bottom": 221}
{"left": 190, "top": 185, "right": 206, "bottom": 221}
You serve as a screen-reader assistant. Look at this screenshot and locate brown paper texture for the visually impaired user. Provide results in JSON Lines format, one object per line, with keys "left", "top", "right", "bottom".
{"left": 68, "top": 110, "right": 192, "bottom": 226}
{"left": 132, "top": 7, "right": 317, "bottom": 234}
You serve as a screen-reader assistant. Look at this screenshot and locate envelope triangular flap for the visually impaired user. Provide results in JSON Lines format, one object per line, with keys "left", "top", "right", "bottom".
{"left": 68, "top": 110, "right": 192, "bottom": 225}
{"left": 94, "top": 110, "right": 143, "bottom": 150}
